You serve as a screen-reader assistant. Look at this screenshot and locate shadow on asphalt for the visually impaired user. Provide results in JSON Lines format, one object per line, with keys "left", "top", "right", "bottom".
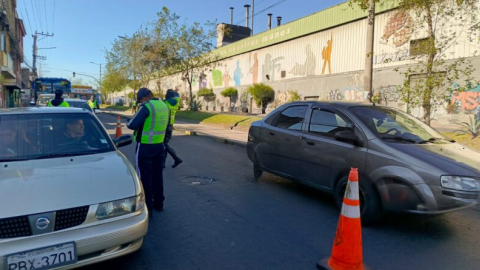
{"left": 258, "top": 172, "right": 456, "bottom": 239}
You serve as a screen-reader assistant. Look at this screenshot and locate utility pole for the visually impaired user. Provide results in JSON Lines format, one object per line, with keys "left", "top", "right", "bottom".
{"left": 32, "top": 31, "right": 54, "bottom": 75}
{"left": 365, "top": 0, "right": 375, "bottom": 103}
{"left": 251, "top": 0, "right": 255, "bottom": 36}
{"left": 32, "top": 34, "right": 37, "bottom": 75}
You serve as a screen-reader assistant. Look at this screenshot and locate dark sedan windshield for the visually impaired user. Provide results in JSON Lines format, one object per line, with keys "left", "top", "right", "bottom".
{"left": 0, "top": 113, "right": 114, "bottom": 161}
{"left": 350, "top": 106, "right": 449, "bottom": 143}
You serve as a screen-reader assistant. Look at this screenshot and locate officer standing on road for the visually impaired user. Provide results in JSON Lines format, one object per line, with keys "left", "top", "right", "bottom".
{"left": 164, "top": 89, "right": 183, "bottom": 168}
{"left": 47, "top": 89, "right": 70, "bottom": 107}
{"left": 127, "top": 88, "right": 170, "bottom": 216}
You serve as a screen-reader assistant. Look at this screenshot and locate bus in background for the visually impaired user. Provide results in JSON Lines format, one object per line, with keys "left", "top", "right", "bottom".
{"left": 32, "top": 78, "right": 72, "bottom": 103}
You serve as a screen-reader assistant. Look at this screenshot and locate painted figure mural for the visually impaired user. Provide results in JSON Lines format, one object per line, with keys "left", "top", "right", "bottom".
{"left": 248, "top": 52, "right": 259, "bottom": 84}
{"left": 212, "top": 69, "right": 223, "bottom": 86}
{"left": 199, "top": 73, "right": 208, "bottom": 89}
{"left": 322, "top": 34, "right": 333, "bottom": 74}
{"left": 290, "top": 44, "right": 316, "bottom": 77}
{"left": 222, "top": 65, "right": 232, "bottom": 88}
{"left": 262, "top": 53, "right": 285, "bottom": 82}
{"left": 233, "top": 60, "right": 243, "bottom": 86}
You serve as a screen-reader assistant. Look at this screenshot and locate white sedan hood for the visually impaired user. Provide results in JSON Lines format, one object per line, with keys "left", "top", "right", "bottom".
{"left": 0, "top": 151, "right": 137, "bottom": 219}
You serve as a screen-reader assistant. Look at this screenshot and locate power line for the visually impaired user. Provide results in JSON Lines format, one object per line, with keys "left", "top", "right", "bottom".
{"left": 52, "top": 0, "right": 56, "bottom": 33}
{"left": 22, "top": 0, "right": 33, "bottom": 33}
{"left": 29, "top": 0, "right": 39, "bottom": 31}
{"left": 33, "top": 0, "right": 43, "bottom": 32}
{"left": 43, "top": 0, "right": 49, "bottom": 34}
{"left": 235, "top": 0, "right": 288, "bottom": 25}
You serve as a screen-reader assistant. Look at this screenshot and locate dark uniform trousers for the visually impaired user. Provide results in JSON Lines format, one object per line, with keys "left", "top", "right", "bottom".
{"left": 135, "top": 142, "right": 165, "bottom": 212}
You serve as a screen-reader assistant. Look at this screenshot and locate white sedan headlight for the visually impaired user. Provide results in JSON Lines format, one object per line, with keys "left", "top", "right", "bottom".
{"left": 96, "top": 193, "right": 145, "bottom": 220}
{"left": 441, "top": 176, "right": 480, "bottom": 192}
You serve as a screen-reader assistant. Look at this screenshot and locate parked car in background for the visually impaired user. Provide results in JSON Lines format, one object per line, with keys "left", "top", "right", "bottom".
{"left": 0, "top": 107, "right": 147, "bottom": 269}
{"left": 247, "top": 101, "right": 480, "bottom": 223}
{"left": 64, "top": 98, "right": 95, "bottom": 113}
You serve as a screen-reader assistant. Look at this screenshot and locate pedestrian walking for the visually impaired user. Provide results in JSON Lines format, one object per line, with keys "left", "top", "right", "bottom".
{"left": 127, "top": 88, "right": 170, "bottom": 216}
{"left": 164, "top": 89, "right": 183, "bottom": 168}
{"left": 47, "top": 89, "right": 70, "bottom": 107}
{"left": 131, "top": 100, "right": 137, "bottom": 114}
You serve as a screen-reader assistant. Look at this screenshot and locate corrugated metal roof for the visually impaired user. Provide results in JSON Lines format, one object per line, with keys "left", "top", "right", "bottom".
{"left": 214, "top": 0, "right": 399, "bottom": 61}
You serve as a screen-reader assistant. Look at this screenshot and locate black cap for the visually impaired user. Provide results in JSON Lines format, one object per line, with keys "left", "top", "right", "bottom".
{"left": 55, "top": 89, "right": 64, "bottom": 97}
{"left": 166, "top": 89, "right": 175, "bottom": 99}
{"left": 137, "top": 88, "right": 152, "bottom": 103}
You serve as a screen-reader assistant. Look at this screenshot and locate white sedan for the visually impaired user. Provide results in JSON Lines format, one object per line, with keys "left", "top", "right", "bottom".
{"left": 0, "top": 107, "right": 148, "bottom": 270}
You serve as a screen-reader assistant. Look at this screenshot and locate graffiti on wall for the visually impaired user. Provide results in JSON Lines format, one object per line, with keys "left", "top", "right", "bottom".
{"left": 262, "top": 53, "right": 284, "bottom": 82}
{"left": 321, "top": 34, "right": 333, "bottom": 75}
{"left": 290, "top": 44, "right": 316, "bottom": 77}
{"left": 382, "top": 11, "right": 414, "bottom": 48}
{"left": 374, "top": 50, "right": 409, "bottom": 65}
{"left": 450, "top": 82, "right": 480, "bottom": 111}
{"left": 233, "top": 60, "right": 243, "bottom": 86}
{"left": 327, "top": 85, "right": 400, "bottom": 103}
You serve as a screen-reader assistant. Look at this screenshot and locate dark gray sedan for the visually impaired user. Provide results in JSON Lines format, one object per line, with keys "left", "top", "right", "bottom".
{"left": 247, "top": 102, "right": 480, "bottom": 223}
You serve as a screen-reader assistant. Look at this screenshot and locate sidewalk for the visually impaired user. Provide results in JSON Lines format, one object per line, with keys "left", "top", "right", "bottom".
{"left": 101, "top": 109, "right": 248, "bottom": 147}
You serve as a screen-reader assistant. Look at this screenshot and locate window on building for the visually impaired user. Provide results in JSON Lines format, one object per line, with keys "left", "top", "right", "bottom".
{"left": 410, "top": 38, "right": 431, "bottom": 56}
{"left": 273, "top": 105, "right": 308, "bottom": 131}
{"left": 304, "top": 96, "right": 319, "bottom": 101}
{"left": 308, "top": 109, "right": 351, "bottom": 139}
{"left": 281, "top": 71, "right": 286, "bottom": 78}
{"left": 1, "top": 33, "right": 5, "bottom": 52}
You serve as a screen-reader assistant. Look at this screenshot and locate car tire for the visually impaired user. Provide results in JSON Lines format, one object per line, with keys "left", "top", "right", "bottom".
{"left": 334, "top": 176, "right": 382, "bottom": 225}
{"left": 253, "top": 155, "right": 263, "bottom": 181}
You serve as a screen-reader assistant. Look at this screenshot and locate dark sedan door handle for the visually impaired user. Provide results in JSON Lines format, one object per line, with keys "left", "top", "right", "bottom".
{"left": 306, "top": 141, "right": 315, "bottom": 146}
{"left": 269, "top": 132, "right": 275, "bottom": 136}
{"left": 299, "top": 136, "right": 307, "bottom": 140}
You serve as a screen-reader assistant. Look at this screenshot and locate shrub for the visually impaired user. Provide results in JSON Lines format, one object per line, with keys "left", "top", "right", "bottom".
{"left": 288, "top": 90, "right": 302, "bottom": 102}
{"left": 221, "top": 87, "right": 238, "bottom": 111}
{"left": 247, "top": 83, "right": 275, "bottom": 114}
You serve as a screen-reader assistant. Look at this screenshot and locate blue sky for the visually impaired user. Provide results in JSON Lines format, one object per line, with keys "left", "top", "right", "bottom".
{"left": 18, "top": 0, "right": 344, "bottom": 87}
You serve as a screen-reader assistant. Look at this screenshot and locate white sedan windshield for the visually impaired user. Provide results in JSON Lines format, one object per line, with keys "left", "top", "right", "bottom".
{"left": 0, "top": 113, "right": 114, "bottom": 161}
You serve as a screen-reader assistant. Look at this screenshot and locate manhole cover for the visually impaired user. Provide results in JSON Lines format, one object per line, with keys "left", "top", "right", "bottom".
{"left": 179, "top": 176, "right": 214, "bottom": 185}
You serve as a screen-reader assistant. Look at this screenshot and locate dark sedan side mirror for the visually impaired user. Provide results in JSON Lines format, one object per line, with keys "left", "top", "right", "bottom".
{"left": 114, "top": 135, "right": 133, "bottom": 148}
{"left": 335, "top": 130, "right": 362, "bottom": 146}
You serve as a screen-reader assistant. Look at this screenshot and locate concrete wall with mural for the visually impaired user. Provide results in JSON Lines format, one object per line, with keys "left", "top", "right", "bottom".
{"left": 112, "top": 4, "right": 480, "bottom": 124}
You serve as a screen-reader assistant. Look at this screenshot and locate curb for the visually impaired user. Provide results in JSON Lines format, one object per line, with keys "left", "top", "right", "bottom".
{"left": 105, "top": 111, "right": 247, "bottom": 148}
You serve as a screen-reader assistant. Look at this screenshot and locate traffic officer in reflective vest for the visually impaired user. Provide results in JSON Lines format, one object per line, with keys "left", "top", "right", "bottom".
{"left": 47, "top": 89, "right": 70, "bottom": 107}
{"left": 127, "top": 88, "right": 170, "bottom": 216}
{"left": 163, "top": 89, "right": 182, "bottom": 168}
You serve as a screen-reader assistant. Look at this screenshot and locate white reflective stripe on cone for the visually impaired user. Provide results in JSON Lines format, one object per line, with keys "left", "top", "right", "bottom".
{"left": 341, "top": 203, "right": 361, "bottom": 219}
{"left": 345, "top": 181, "right": 360, "bottom": 201}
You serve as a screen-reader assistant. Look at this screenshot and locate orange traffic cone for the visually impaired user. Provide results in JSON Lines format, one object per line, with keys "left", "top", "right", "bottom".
{"left": 115, "top": 116, "right": 123, "bottom": 138}
{"left": 317, "top": 168, "right": 366, "bottom": 270}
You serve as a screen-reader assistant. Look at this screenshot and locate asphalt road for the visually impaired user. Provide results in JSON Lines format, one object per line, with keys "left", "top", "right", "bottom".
{"left": 85, "top": 113, "right": 480, "bottom": 270}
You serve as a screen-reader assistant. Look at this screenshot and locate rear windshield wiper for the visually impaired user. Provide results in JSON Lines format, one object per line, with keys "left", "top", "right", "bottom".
{"left": 381, "top": 136, "right": 419, "bottom": 143}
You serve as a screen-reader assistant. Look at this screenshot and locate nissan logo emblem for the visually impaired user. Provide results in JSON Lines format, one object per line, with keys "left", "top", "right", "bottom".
{"left": 35, "top": 217, "right": 50, "bottom": 230}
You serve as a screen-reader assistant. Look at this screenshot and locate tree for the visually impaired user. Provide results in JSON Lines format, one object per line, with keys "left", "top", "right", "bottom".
{"left": 101, "top": 63, "right": 128, "bottom": 103}
{"left": 288, "top": 90, "right": 302, "bottom": 102}
{"left": 248, "top": 83, "right": 275, "bottom": 114}
{"left": 156, "top": 7, "right": 219, "bottom": 110}
{"left": 197, "top": 88, "right": 216, "bottom": 109}
{"left": 221, "top": 87, "right": 238, "bottom": 111}
{"left": 351, "top": 0, "right": 479, "bottom": 125}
